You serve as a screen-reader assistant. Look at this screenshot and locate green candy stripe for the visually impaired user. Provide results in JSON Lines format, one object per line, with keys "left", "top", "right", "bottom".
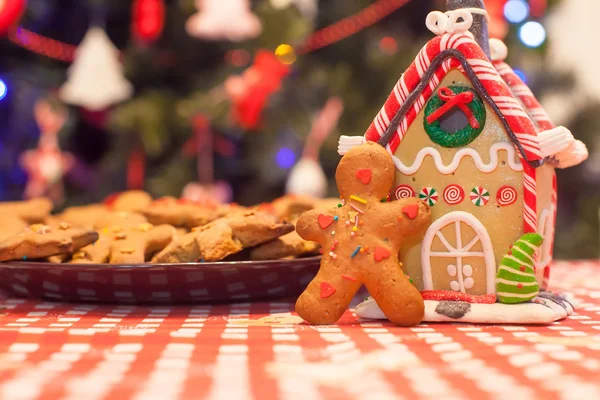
{"left": 500, "top": 255, "right": 534, "bottom": 271}
{"left": 496, "top": 282, "right": 539, "bottom": 295}
{"left": 495, "top": 233, "right": 543, "bottom": 304}
{"left": 513, "top": 241, "right": 538, "bottom": 258}
{"left": 509, "top": 247, "right": 535, "bottom": 266}
{"left": 496, "top": 267, "right": 536, "bottom": 282}
{"left": 519, "top": 233, "right": 544, "bottom": 248}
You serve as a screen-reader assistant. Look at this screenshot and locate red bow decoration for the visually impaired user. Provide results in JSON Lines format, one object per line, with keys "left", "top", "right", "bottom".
{"left": 426, "top": 87, "right": 480, "bottom": 129}
{"left": 225, "top": 50, "right": 290, "bottom": 130}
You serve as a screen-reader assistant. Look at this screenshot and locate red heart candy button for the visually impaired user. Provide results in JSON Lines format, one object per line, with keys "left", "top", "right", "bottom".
{"left": 318, "top": 214, "right": 334, "bottom": 229}
{"left": 355, "top": 168, "right": 372, "bottom": 184}
{"left": 320, "top": 282, "right": 336, "bottom": 298}
{"left": 374, "top": 246, "right": 391, "bottom": 262}
{"left": 402, "top": 204, "right": 419, "bottom": 220}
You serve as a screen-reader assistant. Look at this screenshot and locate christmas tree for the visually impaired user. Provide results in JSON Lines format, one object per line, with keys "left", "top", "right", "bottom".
{"left": 0, "top": 0, "right": 597, "bottom": 259}
{"left": 496, "top": 233, "right": 542, "bottom": 304}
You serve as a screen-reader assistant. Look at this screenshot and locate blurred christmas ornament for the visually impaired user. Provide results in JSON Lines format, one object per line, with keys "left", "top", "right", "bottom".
{"left": 286, "top": 97, "right": 344, "bottom": 198}
{"left": 486, "top": 0, "right": 508, "bottom": 39}
{"left": 132, "top": 0, "right": 165, "bottom": 44}
{"left": 0, "top": 0, "right": 26, "bottom": 34}
{"left": 225, "top": 50, "right": 290, "bottom": 130}
{"left": 270, "top": 0, "right": 318, "bottom": 20}
{"left": 181, "top": 115, "right": 233, "bottom": 204}
{"left": 59, "top": 27, "right": 133, "bottom": 111}
{"left": 186, "top": 0, "right": 262, "bottom": 42}
{"left": 127, "top": 146, "right": 146, "bottom": 190}
{"left": 20, "top": 98, "right": 74, "bottom": 203}
{"left": 529, "top": 0, "right": 547, "bottom": 18}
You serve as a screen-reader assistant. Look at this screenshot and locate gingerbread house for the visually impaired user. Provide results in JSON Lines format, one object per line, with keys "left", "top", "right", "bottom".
{"left": 339, "top": 5, "right": 588, "bottom": 303}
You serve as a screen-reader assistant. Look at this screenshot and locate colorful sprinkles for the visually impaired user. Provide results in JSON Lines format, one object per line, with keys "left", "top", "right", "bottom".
{"left": 351, "top": 246, "right": 361, "bottom": 258}
{"left": 349, "top": 195, "right": 367, "bottom": 204}
{"left": 350, "top": 203, "right": 364, "bottom": 214}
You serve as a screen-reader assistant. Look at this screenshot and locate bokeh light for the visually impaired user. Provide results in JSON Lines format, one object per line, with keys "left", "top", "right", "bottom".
{"left": 275, "top": 44, "right": 297, "bottom": 65}
{"left": 513, "top": 69, "right": 528, "bottom": 84}
{"left": 504, "top": 0, "right": 530, "bottom": 24}
{"left": 276, "top": 147, "right": 296, "bottom": 169}
{"left": 0, "top": 79, "right": 7, "bottom": 101}
{"left": 519, "top": 21, "right": 546, "bottom": 48}
{"left": 379, "top": 36, "right": 398, "bottom": 55}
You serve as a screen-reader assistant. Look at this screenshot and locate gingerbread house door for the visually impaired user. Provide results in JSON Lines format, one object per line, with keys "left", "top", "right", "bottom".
{"left": 421, "top": 211, "right": 496, "bottom": 295}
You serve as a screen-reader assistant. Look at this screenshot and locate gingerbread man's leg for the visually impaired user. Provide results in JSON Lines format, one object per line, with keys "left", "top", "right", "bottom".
{"left": 362, "top": 261, "right": 424, "bottom": 326}
{"left": 295, "top": 268, "right": 362, "bottom": 325}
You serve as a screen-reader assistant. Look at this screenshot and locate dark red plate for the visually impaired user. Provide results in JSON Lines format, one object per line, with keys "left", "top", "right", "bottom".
{"left": 0, "top": 257, "right": 321, "bottom": 304}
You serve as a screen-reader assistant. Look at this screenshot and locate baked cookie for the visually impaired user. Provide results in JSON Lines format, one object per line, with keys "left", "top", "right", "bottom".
{"left": 267, "top": 194, "right": 317, "bottom": 220}
{"left": 152, "top": 210, "right": 294, "bottom": 263}
{"left": 0, "top": 216, "right": 28, "bottom": 243}
{"left": 71, "top": 220, "right": 175, "bottom": 264}
{"left": 249, "top": 229, "right": 319, "bottom": 260}
{"left": 142, "top": 197, "right": 243, "bottom": 229}
{"left": 104, "top": 190, "right": 153, "bottom": 213}
{"left": 0, "top": 222, "right": 98, "bottom": 262}
{"left": 295, "top": 142, "right": 431, "bottom": 326}
{"left": 94, "top": 211, "right": 149, "bottom": 230}
{"left": 0, "top": 198, "right": 53, "bottom": 224}
{"left": 52, "top": 204, "right": 110, "bottom": 229}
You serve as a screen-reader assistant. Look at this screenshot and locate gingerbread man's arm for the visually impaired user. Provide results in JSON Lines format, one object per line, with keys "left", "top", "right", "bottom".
{"left": 380, "top": 198, "right": 431, "bottom": 238}
{"left": 295, "top": 209, "right": 326, "bottom": 242}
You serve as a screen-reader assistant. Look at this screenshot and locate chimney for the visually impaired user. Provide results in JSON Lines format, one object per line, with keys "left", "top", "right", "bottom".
{"left": 447, "top": 0, "right": 491, "bottom": 59}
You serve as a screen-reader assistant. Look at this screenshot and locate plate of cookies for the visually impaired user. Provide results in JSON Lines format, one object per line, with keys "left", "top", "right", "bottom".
{"left": 0, "top": 192, "right": 339, "bottom": 304}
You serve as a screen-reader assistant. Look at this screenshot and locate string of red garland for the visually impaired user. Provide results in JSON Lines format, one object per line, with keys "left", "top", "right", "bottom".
{"left": 297, "top": 0, "right": 411, "bottom": 54}
{"left": 7, "top": 0, "right": 411, "bottom": 62}
{"left": 8, "top": 26, "right": 77, "bottom": 62}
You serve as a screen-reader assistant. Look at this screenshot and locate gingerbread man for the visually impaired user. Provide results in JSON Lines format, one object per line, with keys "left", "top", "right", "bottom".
{"left": 295, "top": 142, "right": 431, "bottom": 326}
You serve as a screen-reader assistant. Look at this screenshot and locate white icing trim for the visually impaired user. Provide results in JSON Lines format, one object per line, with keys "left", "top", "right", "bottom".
{"left": 555, "top": 140, "right": 589, "bottom": 169}
{"left": 426, "top": 9, "right": 485, "bottom": 37}
{"left": 497, "top": 265, "right": 535, "bottom": 278}
{"left": 496, "top": 291, "right": 538, "bottom": 299}
{"left": 511, "top": 246, "right": 535, "bottom": 264}
{"left": 538, "top": 126, "right": 574, "bottom": 158}
{"left": 489, "top": 38, "right": 507, "bottom": 61}
{"left": 337, "top": 135, "right": 365, "bottom": 155}
{"left": 516, "top": 238, "right": 539, "bottom": 251}
{"left": 495, "top": 278, "right": 538, "bottom": 286}
{"left": 503, "top": 254, "right": 534, "bottom": 266}
{"left": 421, "top": 211, "right": 496, "bottom": 294}
{"left": 430, "top": 251, "right": 485, "bottom": 257}
{"left": 391, "top": 142, "right": 523, "bottom": 175}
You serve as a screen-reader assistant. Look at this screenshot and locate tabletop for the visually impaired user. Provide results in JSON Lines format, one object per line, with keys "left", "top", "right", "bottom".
{"left": 0, "top": 260, "right": 597, "bottom": 400}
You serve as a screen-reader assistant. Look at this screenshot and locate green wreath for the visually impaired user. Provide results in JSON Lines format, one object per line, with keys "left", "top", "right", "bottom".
{"left": 423, "top": 86, "right": 487, "bottom": 148}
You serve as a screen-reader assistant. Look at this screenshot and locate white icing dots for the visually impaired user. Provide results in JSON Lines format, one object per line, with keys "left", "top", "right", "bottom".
{"left": 464, "top": 278, "right": 475, "bottom": 289}
{"left": 447, "top": 265, "right": 457, "bottom": 277}
{"left": 463, "top": 264, "right": 473, "bottom": 277}
{"left": 450, "top": 281, "right": 460, "bottom": 292}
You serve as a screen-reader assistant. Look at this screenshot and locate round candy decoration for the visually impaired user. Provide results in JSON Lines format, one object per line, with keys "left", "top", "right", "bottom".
{"left": 419, "top": 187, "right": 438, "bottom": 206}
{"left": 470, "top": 186, "right": 489, "bottom": 207}
{"left": 442, "top": 184, "right": 465, "bottom": 205}
{"left": 423, "top": 86, "right": 487, "bottom": 148}
{"left": 394, "top": 184, "right": 415, "bottom": 200}
{"left": 496, "top": 185, "right": 518, "bottom": 206}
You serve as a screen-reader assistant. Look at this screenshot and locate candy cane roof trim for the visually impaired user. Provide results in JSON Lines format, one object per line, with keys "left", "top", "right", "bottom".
{"left": 496, "top": 59, "right": 589, "bottom": 169}
{"left": 366, "top": 33, "right": 544, "bottom": 168}
{"left": 494, "top": 61, "right": 555, "bottom": 132}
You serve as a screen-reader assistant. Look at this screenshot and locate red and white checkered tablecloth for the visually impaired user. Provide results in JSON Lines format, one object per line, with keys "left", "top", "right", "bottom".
{"left": 0, "top": 260, "right": 598, "bottom": 400}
